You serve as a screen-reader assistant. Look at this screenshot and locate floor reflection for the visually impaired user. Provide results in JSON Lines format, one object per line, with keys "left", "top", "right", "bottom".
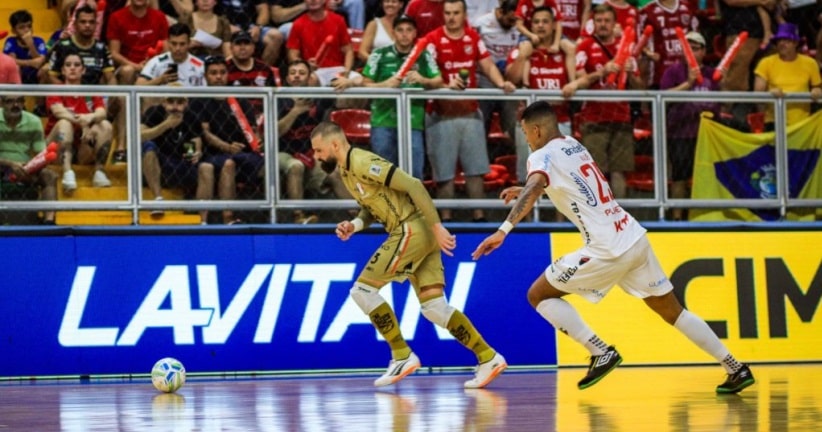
{"left": 0, "top": 364, "right": 819, "bottom": 431}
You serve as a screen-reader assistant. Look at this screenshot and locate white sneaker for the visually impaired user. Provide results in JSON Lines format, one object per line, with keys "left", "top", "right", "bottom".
{"left": 62, "top": 169, "right": 77, "bottom": 191}
{"left": 464, "top": 352, "right": 507, "bottom": 389}
{"left": 374, "top": 352, "right": 421, "bottom": 387}
{"left": 151, "top": 196, "right": 165, "bottom": 217}
{"left": 92, "top": 170, "right": 111, "bottom": 187}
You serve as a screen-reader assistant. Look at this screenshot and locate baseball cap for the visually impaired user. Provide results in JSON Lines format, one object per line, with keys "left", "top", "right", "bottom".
{"left": 685, "top": 31, "right": 706, "bottom": 47}
{"left": 232, "top": 30, "right": 254, "bottom": 44}
{"left": 393, "top": 15, "right": 417, "bottom": 29}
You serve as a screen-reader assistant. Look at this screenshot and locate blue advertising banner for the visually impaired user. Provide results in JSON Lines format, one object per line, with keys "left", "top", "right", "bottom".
{"left": 0, "top": 231, "right": 555, "bottom": 377}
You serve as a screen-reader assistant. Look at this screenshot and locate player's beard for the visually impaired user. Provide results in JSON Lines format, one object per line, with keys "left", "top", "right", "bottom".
{"left": 320, "top": 156, "right": 338, "bottom": 174}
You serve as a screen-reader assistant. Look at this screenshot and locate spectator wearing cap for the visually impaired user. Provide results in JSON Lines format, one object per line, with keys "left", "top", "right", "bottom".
{"left": 215, "top": 0, "right": 285, "bottom": 67}
{"left": 754, "top": 22, "right": 822, "bottom": 128}
{"left": 226, "top": 30, "right": 280, "bottom": 132}
{"left": 660, "top": 31, "right": 720, "bottom": 221}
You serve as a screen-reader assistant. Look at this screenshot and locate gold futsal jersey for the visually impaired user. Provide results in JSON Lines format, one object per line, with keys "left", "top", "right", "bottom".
{"left": 339, "top": 147, "right": 421, "bottom": 232}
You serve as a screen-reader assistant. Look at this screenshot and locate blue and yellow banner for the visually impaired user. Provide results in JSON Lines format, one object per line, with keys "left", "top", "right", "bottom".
{"left": 690, "top": 111, "right": 822, "bottom": 221}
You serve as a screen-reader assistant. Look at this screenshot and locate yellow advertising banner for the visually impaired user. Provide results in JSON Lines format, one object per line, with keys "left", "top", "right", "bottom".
{"left": 552, "top": 232, "right": 822, "bottom": 366}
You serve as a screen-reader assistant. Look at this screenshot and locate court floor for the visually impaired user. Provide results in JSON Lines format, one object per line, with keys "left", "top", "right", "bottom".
{"left": 1, "top": 364, "right": 819, "bottom": 431}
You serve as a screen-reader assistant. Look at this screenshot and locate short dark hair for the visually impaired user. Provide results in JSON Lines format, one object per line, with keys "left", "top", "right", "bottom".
{"left": 74, "top": 4, "right": 96, "bottom": 20}
{"left": 204, "top": 55, "right": 226, "bottom": 71}
{"left": 10, "top": 10, "right": 33, "bottom": 28}
{"left": 288, "top": 59, "right": 310, "bottom": 72}
{"left": 168, "top": 23, "right": 192, "bottom": 38}
{"left": 532, "top": 6, "right": 554, "bottom": 20}
{"left": 521, "top": 101, "right": 556, "bottom": 124}
{"left": 499, "top": 0, "right": 517, "bottom": 14}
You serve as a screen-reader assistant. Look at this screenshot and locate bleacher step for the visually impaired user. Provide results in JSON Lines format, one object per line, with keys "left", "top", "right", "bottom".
{"left": 56, "top": 211, "right": 202, "bottom": 226}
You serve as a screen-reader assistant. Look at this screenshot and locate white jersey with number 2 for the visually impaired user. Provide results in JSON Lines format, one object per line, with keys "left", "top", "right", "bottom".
{"left": 527, "top": 135, "right": 646, "bottom": 259}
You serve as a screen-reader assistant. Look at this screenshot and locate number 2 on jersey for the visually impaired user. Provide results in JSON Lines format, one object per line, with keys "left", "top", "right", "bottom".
{"left": 580, "top": 162, "right": 614, "bottom": 204}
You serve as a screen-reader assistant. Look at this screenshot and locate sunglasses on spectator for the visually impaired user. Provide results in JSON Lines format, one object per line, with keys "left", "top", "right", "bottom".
{"left": 2, "top": 97, "right": 25, "bottom": 104}
{"left": 166, "top": 97, "right": 187, "bottom": 104}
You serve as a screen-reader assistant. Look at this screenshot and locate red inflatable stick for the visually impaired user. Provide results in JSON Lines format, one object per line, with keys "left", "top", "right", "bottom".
{"left": 606, "top": 21, "right": 635, "bottom": 87}
{"left": 146, "top": 39, "right": 165, "bottom": 59}
{"left": 94, "top": 0, "right": 107, "bottom": 41}
{"left": 311, "top": 35, "right": 334, "bottom": 66}
{"left": 0, "top": 30, "right": 8, "bottom": 39}
{"left": 227, "top": 97, "right": 261, "bottom": 154}
{"left": 9, "top": 142, "right": 58, "bottom": 182}
{"left": 675, "top": 27, "right": 703, "bottom": 85}
{"left": 632, "top": 25, "right": 653, "bottom": 57}
{"left": 395, "top": 36, "right": 429, "bottom": 79}
{"left": 712, "top": 31, "right": 748, "bottom": 82}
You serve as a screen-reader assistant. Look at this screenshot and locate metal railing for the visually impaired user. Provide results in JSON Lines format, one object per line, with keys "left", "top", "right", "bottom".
{"left": 0, "top": 84, "right": 819, "bottom": 223}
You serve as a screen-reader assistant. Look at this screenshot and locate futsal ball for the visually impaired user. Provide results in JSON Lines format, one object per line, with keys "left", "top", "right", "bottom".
{"left": 151, "top": 357, "right": 186, "bottom": 393}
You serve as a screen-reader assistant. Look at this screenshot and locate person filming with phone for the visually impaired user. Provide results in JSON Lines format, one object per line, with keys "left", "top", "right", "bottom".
{"left": 137, "top": 23, "right": 205, "bottom": 87}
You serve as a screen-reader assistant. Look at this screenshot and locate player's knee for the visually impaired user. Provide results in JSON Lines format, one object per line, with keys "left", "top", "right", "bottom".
{"left": 527, "top": 277, "right": 560, "bottom": 309}
{"left": 349, "top": 282, "right": 384, "bottom": 314}
{"left": 420, "top": 296, "right": 454, "bottom": 329}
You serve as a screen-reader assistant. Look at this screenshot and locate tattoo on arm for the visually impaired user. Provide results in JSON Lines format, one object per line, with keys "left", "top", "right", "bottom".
{"left": 506, "top": 180, "right": 544, "bottom": 224}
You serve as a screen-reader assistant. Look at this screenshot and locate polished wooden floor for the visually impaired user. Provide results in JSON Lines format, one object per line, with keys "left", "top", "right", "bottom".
{"left": 1, "top": 364, "right": 819, "bottom": 431}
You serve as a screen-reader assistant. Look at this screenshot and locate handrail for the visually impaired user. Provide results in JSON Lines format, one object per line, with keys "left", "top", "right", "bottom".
{"left": 0, "top": 84, "right": 818, "bottom": 223}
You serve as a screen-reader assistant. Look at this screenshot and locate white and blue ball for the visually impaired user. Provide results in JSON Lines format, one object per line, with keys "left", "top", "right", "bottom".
{"left": 151, "top": 357, "right": 186, "bottom": 393}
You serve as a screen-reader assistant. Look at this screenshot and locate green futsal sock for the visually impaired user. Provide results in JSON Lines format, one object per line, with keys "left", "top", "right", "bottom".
{"left": 447, "top": 310, "right": 495, "bottom": 364}
{"left": 370, "top": 303, "right": 412, "bottom": 360}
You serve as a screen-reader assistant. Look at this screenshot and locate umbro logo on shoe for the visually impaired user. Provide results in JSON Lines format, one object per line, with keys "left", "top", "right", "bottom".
{"left": 594, "top": 351, "right": 615, "bottom": 368}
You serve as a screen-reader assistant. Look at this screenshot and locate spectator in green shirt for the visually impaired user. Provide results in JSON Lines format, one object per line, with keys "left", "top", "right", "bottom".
{"left": 360, "top": 15, "right": 444, "bottom": 179}
{"left": 0, "top": 95, "right": 57, "bottom": 224}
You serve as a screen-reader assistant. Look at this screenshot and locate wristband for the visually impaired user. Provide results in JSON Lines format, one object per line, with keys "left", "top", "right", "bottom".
{"left": 498, "top": 221, "right": 514, "bottom": 235}
{"left": 351, "top": 218, "right": 364, "bottom": 232}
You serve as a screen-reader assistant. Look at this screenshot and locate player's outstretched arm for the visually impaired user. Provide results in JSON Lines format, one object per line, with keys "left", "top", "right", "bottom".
{"left": 472, "top": 174, "right": 546, "bottom": 260}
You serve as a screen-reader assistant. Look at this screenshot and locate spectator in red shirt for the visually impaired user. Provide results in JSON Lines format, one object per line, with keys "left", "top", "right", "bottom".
{"left": 556, "top": 0, "right": 589, "bottom": 40}
{"left": 638, "top": 0, "right": 698, "bottom": 88}
{"left": 506, "top": 7, "right": 573, "bottom": 182}
{"left": 425, "top": 0, "right": 515, "bottom": 222}
{"left": 562, "top": 3, "right": 643, "bottom": 199}
{"left": 285, "top": 0, "right": 355, "bottom": 87}
{"left": 106, "top": 0, "right": 170, "bottom": 85}
{"left": 405, "top": 0, "right": 446, "bottom": 37}
{"left": 46, "top": 52, "right": 114, "bottom": 192}
{"left": 580, "top": 0, "right": 636, "bottom": 40}
{"left": 0, "top": 53, "right": 21, "bottom": 84}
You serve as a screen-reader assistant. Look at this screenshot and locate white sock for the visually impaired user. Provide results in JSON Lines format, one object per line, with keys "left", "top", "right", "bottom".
{"left": 674, "top": 309, "right": 735, "bottom": 372}
{"left": 536, "top": 298, "right": 606, "bottom": 355}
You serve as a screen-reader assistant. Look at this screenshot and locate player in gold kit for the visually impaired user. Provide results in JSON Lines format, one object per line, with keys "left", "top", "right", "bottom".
{"left": 310, "top": 121, "right": 507, "bottom": 388}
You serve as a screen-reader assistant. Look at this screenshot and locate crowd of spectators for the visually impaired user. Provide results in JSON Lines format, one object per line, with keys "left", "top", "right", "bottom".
{"left": 0, "top": 0, "right": 821, "bottom": 225}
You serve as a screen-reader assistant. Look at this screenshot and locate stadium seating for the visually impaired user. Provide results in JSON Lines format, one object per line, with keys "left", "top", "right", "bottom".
{"left": 330, "top": 108, "right": 371, "bottom": 146}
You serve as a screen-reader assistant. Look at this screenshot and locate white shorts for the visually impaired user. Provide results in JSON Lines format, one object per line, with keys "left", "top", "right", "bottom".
{"left": 545, "top": 235, "right": 673, "bottom": 303}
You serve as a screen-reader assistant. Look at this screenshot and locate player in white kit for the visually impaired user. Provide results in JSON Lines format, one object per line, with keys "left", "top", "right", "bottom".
{"left": 471, "top": 101, "right": 755, "bottom": 393}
